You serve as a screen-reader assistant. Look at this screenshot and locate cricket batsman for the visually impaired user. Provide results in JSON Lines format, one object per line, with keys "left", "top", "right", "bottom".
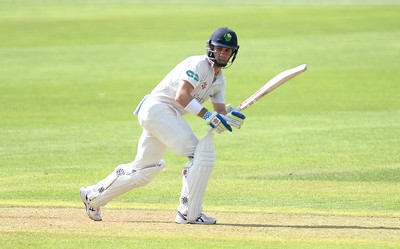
{"left": 80, "top": 27, "right": 246, "bottom": 224}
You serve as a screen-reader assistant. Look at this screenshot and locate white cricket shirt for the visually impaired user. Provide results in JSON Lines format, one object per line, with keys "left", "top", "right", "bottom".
{"left": 150, "top": 54, "right": 226, "bottom": 115}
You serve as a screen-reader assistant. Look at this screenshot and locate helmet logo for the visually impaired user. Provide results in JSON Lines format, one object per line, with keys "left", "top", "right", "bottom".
{"left": 224, "top": 33, "right": 232, "bottom": 42}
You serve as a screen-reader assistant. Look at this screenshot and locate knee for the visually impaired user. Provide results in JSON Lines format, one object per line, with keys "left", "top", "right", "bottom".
{"left": 171, "top": 133, "right": 198, "bottom": 156}
{"left": 114, "top": 163, "right": 135, "bottom": 176}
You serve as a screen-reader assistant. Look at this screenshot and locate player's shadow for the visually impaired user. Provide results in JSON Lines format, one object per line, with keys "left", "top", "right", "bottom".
{"left": 109, "top": 220, "right": 400, "bottom": 230}
{"left": 217, "top": 223, "right": 400, "bottom": 230}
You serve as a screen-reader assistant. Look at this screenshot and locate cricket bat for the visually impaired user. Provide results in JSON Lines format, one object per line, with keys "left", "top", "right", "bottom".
{"left": 238, "top": 64, "right": 307, "bottom": 111}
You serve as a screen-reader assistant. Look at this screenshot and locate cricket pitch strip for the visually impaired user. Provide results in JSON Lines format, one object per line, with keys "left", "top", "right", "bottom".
{"left": 0, "top": 206, "right": 399, "bottom": 248}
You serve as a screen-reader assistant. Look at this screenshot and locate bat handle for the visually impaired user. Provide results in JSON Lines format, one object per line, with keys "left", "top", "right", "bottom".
{"left": 235, "top": 105, "right": 244, "bottom": 112}
{"left": 226, "top": 103, "right": 243, "bottom": 113}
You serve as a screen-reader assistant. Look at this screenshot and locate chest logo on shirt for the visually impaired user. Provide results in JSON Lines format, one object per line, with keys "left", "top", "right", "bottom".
{"left": 201, "top": 82, "right": 207, "bottom": 89}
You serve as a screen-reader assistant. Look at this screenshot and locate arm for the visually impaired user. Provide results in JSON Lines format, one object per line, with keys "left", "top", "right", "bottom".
{"left": 175, "top": 80, "right": 208, "bottom": 118}
{"left": 175, "top": 80, "right": 231, "bottom": 133}
{"left": 212, "top": 102, "right": 227, "bottom": 115}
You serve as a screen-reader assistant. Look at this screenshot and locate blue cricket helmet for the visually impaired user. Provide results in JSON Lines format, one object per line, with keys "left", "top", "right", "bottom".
{"left": 206, "top": 27, "right": 240, "bottom": 67}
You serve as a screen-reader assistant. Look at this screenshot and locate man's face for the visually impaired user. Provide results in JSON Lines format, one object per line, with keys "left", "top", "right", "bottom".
{"left": 213, "top": 46, "right": 233, "bottom": 67}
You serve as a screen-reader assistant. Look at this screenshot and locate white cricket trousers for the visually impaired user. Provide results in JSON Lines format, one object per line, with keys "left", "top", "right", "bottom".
{"left": 85, "top": 96, "right": 199, "bottom": 208}
{"left": 135, "top": 96, "right": 199, "bottom": 168}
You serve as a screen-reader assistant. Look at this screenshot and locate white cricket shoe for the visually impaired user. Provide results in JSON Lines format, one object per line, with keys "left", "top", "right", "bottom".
{"left": 80, "top": 187, "right": 102, "bottom": 221}
{"left": 175, "top": 211, "right": 216, "bottom": 225}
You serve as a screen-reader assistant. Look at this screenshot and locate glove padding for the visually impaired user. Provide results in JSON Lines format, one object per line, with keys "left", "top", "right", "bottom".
{"left": 225, "top": 110, "right": 246, "bottom": 129}
{"left": 204, "top": 111, "right": 232, "bottom": 133}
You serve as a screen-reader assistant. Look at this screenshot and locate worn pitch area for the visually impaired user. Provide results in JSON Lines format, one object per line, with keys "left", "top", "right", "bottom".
{"left": 1, "top": 207, "right": 399, "bottom": 244}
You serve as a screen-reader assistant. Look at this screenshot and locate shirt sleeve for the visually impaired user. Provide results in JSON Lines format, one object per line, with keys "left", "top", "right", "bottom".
{"left": 180, "top": 58, "right": 208, "bottom": 89}
{"left": 211, "top": 91, "right": 225, "bottom": 104}
{"left": 211, "top": 77, "right": 226, "bottom": 104}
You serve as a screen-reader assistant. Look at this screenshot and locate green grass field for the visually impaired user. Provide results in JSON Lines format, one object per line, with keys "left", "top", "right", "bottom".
{"left": 1, "top": 0, "right": 399, "bottom": 248}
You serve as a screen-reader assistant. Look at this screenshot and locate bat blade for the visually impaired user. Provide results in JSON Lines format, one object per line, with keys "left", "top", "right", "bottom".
{"left": 238, "top": 64, "right": 307, "bottom": 111}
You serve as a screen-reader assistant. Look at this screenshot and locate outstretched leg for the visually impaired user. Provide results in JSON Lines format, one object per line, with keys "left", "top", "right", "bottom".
{"left": 87, "top": 160, "right": 166, "bottom": 208}
{"left": 80, "top": 130, "right": 168, "bottom": 221}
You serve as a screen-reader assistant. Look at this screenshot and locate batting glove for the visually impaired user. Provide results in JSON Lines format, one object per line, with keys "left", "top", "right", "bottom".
{"left": 225, "top": 110, "right": 246, "bottom": 129}
{"left": 203, "top": 111, "right": 232, "bottom": 133}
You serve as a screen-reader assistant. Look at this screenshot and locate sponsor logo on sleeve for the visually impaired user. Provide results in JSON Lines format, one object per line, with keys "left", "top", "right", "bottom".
{"left": 186, "top": 70, "right": 199, "bottom": 82}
